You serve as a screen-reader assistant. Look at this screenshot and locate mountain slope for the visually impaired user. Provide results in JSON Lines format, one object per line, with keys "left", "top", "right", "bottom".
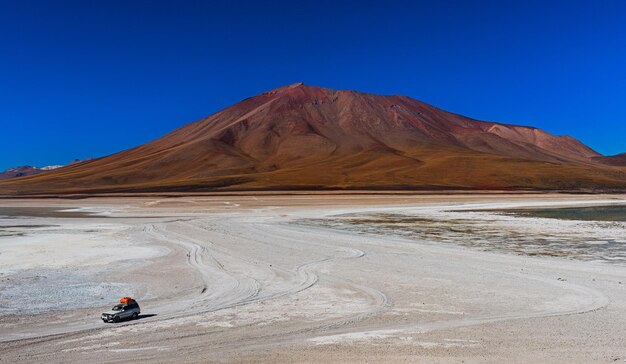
{"left": 0, "top": 165, "right": 66, "bottom": 180}
{"left": 1, "top": 83, "right": 624, "bottom": 194}
{"left": 0, "top": 166, "right": 44, "bottom": 180}
{"left": 595, "top": 153, "right": 626, "bottom": 167}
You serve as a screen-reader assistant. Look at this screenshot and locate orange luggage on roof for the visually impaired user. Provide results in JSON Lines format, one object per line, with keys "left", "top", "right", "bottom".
{"left": 120, "top": 297, "right": 133, "bottom": 304}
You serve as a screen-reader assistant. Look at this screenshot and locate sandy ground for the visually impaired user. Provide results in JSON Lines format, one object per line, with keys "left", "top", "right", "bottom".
{"left": 0, "top": 193, "right": 625, "bottom": 363}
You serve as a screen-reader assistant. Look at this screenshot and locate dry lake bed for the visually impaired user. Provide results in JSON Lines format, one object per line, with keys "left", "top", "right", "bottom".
{"left": 1, "top": 193, "right": 625, "bottom": 363}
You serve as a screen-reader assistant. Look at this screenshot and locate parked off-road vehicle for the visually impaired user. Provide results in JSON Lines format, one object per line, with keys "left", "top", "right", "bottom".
{"left": 101, "top": 298, "right": 140, "bottom": 323}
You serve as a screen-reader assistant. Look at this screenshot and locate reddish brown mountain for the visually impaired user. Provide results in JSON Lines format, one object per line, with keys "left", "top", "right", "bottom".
{"left": 0, "top": 166, "right": 44, "bottom": 180}
{"left": 1, "top": 83, "right": 624, "bottom": 195}
{"left": 595, "top": 153, "right": 626, "bottom": 167}
{"left": 0, "top": 164, "right": 69, "bottom": 180}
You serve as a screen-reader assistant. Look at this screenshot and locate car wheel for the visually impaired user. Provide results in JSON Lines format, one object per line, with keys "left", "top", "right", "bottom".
{"left": 132, "top": 312, "right": 138, "bottom": 320}
{"left": 113, "top": 316, "right": 120, "bottom": 323}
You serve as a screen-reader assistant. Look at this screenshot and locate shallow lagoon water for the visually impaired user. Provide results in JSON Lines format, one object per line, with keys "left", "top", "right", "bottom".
{"left": 299, "top": 205, "right": 626, "bottom": 264}
{"left": 501, "top": 204, "right": 626, "bottom": 222}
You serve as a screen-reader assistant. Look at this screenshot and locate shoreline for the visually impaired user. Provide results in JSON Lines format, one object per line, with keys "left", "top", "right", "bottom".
{"left": 1, "top": 188, "right": 626, "bottom": 200}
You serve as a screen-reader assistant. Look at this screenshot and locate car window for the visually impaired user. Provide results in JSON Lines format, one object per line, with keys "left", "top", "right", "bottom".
{"left": 112, "top": 305, "right": 123, "bottom": 311}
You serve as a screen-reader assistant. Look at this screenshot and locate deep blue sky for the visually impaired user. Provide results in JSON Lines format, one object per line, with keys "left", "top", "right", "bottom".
{"left": 1, "top": 0, "right": 625, "bottom": 170}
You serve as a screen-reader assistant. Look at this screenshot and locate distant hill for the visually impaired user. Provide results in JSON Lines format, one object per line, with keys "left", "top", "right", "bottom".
{"left": 0, "top": 160, "right": 85, "bottom": 181}
{"left": 595, "top": 153, "right": 626, "bottom": 167}
{"left": 0, "top": 166, "right": 44, "bottom": 180}
{"left": 0, "top": 83, "right": 624, "bottom": 195}
{"left": 0, "top": 165, "right": 63, "bottom": 180}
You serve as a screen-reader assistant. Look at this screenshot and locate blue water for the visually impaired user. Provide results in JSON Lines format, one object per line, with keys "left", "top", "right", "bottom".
{"left": 503, "top": 204, "right": 626, "bottom": 222}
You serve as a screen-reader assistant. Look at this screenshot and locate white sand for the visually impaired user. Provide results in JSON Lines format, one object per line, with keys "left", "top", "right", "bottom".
{"left": 0, "top": 194, "right": 625, "bottom": 363}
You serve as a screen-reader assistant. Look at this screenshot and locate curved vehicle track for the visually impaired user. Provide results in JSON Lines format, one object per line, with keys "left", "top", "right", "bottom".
{"left": 1, "top": 197, "right": 625, "bottom": 363}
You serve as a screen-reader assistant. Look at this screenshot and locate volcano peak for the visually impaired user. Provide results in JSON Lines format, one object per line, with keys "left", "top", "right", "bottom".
{"left": 0, "top": 84, "right": 623, "bottom": 194}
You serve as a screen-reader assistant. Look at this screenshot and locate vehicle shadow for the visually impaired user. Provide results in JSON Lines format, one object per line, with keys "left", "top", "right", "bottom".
{"left": 136, "top": 314, "right": 157, "bottom": 320}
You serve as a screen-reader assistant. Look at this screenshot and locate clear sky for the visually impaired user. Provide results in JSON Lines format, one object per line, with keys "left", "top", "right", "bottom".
{"left": 1, "top": 0, "right": 625, "bottom": 170}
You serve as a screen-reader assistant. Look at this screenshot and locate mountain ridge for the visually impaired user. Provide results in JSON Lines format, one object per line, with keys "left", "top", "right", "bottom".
{"left": 0, "top": 83, "right": 624, "bottom": 195}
